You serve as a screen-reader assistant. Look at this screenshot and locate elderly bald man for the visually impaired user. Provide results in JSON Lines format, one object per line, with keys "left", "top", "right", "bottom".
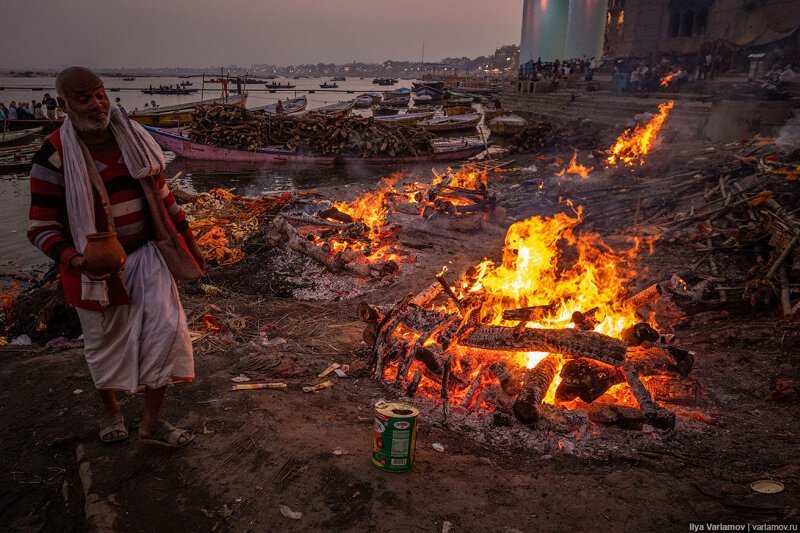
{"left": 28, "top": 67, "right": 205, "bottom": 447}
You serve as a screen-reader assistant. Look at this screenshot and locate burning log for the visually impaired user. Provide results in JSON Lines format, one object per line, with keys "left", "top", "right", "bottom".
{"left": 406, "top": 369, "right": 423, "bottom": 398}
{"left": 621, "top": 363, "right": 676, "bottom": 431}
{"left": 460, "top": 372, "right": 484, "bottom": 409}
{"left": 415, "top": 345, "right": 448, "bottom": 375}
{"left": 485, "top": 385, "right": 516, "bottom": 414}
{"left": 571, "top": 308, "right": 599, "bottom": 331}
{"left": 488, "top": 361, "right": 525, "bottom": 396}
{"left": 555, "top": 359, "right": 625, "bottom": 403}
{"left": 410, "top": 281, "right": 445, "bottom": 307}
{"left": 319, "top": 206, "right": 354, "bottom": 224}
{"left": 372, "top": 295, "right": 414, "bottom": 379}
{"left": 501, "top": 304, "right": 557, "bottom": 322}
{"left": 461, "top": 326, "right": 627, "bottom": 367}
{"left": 512, "top": 354, "right": 562, "bottom": 425}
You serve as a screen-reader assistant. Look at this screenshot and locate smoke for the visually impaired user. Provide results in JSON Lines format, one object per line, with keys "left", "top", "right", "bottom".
{"left": 777, "top": 112, "right": 800, "bottom": 149}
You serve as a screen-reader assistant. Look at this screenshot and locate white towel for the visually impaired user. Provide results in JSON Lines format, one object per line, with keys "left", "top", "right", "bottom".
{"left": 60, "top": 104, "right": 166, "bottom": 304}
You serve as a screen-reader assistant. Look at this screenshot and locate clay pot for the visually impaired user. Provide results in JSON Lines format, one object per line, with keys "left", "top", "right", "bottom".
{"left": 83, "top": 231, "right": 126, "bottom": 276}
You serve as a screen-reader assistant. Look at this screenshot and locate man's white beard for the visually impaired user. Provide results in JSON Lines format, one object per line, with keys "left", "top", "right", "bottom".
{"left": 64, "top": 104, "right": 111, "bottom": 133}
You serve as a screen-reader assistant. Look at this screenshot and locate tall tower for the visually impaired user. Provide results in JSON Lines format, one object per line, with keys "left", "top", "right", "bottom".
{"left": 565, "top": 0, "right": 608, "bottom": 59}
{"left": 520, "top": 0, "right": 570, "bottom": 63}
{"left": 520, "top": 0, "right": 608, "bottom": 63}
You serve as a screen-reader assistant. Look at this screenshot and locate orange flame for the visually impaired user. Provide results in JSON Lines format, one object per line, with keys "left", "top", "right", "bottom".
{"left": 659, "top": 72, "right": 678, "bottom": 88}
{"left": 432, "top": 165, "right": 488, "bottom": 190}
{"left": 333, "top": 175, "right": 400, "bottom": 233}
{"left": 556, "top": 152, "right": 593, "bottom": 179}
{"left": 606, "top": 101, "right": 674, "bottom": 166}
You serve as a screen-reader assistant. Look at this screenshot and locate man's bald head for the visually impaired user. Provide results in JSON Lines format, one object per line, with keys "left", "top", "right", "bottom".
{"left": 55, "top": 66, "right": 111, "bottom": 134}
{"left": 55, "top": 66, "right": 103, "bottom": 99}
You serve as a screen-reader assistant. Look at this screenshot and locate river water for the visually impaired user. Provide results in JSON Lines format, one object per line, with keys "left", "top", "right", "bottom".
{"left": 1, "top": 75, "right": 484, "bottom": 274}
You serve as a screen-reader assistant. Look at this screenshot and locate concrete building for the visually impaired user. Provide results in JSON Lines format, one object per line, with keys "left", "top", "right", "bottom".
{"left": 604, "top": 0, "right": 800, "bottom": 64}
{"left": 520, "top": 0, "right": 608, "bottom": 63}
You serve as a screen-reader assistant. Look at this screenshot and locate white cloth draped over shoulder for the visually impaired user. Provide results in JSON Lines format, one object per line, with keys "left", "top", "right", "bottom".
{"left": 60, "top": 104, "right": 165, "bottom": 304}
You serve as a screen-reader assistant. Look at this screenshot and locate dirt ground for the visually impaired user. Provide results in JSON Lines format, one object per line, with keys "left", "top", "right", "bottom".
{"left": 2, "top": 143, "right": 800, "bottom": 532}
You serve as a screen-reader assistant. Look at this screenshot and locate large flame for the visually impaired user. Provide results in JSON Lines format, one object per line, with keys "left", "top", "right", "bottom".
{"left": 450, "top": 209, "right": 642, "bottom": 401}
{"left": 606, "top": 101, "right": 674, "bottom": 166}
{"left": 556, "top": 152, "right": 593, "bottom": 179}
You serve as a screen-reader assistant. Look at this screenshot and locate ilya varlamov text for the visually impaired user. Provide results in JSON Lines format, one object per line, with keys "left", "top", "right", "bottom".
{"left": 689, "top": 525, "right": 798, "bottom": 532}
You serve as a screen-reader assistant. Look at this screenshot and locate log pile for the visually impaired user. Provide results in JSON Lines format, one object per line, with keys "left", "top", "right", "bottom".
{"left": 359, "top": 266, "right": 701, "bottom": 433}
{"left": 190, "top": 104, "right": 435, "bottom": 157}
{"left": 510, "top": 121, "right": 559, "bottom": 153}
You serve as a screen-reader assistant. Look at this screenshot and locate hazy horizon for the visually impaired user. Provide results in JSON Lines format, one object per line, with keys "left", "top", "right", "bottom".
{"left": 1, "top": 0, "right": 522, "bottom": 70}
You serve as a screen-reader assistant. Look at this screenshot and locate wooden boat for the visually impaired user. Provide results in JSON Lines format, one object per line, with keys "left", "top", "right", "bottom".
{"left": 4, "top": 119, "right": 62, "bottom": 133}
{"left": 0, "top": 127, "right": 44, "bottom": 146}
{"left": 331, "top": 76, "right": 346, "bottom": 82}
{"left": 418, "top": 113, "right": 482, "bottom": 133}
{"left": 381, "top": 96, "right": 410, "bottom": 108}
{"left": 0, "top": 144, "right": 38, "bottom": 173}
{"left": 122, "top": 76, "right": 136, "bottom": 81}
{"left": 487, "top": 114, "right": 527, "bottom": 136}
{"left": 384, "top": 88, "right": 411, "bottom": 100}
{"left": 180, "top": 81, "right": 193, "bottom": 87}
{"left": 444, "top": 97, "right": 475, "bottom": 106}
{"left": 373, "top": 78, "right": 397, "bottom": 85}
{"left": 309, "top": 100, "right": 354, "bottom": 117}
{"left": 129, "top": 94, "right": 247, "bottom": 127}
{"left": 372, "top": 106, "right": 400, "bottom": 117}
{"left": 373, "top": 111, "right": 435, "bottom": 124}
{"left": 414, "top": 94, "right": 434, "bottom": 104}
{"left": 408, "top": 106, "right": 437, "bottom": 114}
{"left": 415, "top": 86, "right": 445, "bottom": 99}
{"left": 444, "top": 105, "right": 474, "bottom": 116}
{"left": 362, "top": 92, "right": 382, "bottom": 104}
{"left": 252, "top": 96, "right": 307, "bottom": 115}
{"left": 145, "top": 126, "right": 486, "bottom": 164}
{"left": 265, "top": 82, "right": 296, "bottom": 89}
{"left": 319, "top": 82, "right": 338, "bottom": 89}
{"left": 353, "top": 95, "right": 374, "bottom": 108}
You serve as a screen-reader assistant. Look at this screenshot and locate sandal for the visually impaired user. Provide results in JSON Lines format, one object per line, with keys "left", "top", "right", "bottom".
{"left": 99, "top": 413, "right": 128, "bottom": 443}
{"left": 139, "top": 421, "right": 194, "bottom": 448}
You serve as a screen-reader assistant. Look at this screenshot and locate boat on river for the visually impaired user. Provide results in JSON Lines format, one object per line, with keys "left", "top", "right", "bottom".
{"left": 145, "top": 126, "right": 487, "bottom": 164}
{"left": 309, "top": 100, "right": 354, "bottom": 117}
{"left": 373, "top": 111, "right": 435, "bottom": 124}
{"left": 0, "top": 127, "right": 44, "bottom": 147}
{"left": 251, "top": 96, "right": 307, "bottom": 115}
{"left": 129, "top": 94, "right": 247, "bottom": 127}
{"left": 418, "top": 113, "right": 482, "bottom": 133}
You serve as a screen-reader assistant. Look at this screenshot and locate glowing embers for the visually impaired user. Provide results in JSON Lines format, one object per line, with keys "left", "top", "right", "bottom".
{"left": 362, "top": 210, "right": 693, "bottom": 432}
{"left": 606, "top": 101, "right": 674, "bottom": 167}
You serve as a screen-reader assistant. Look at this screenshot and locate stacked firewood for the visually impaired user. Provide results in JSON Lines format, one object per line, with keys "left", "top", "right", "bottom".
{"left": 360, "top": 277, "right": 701, "bottom": 432}
{"left": 510, "top": 121, "right": 559, "bottom": 152}
{"left": 190, "top": 104, "right": 435, "bottom": 157}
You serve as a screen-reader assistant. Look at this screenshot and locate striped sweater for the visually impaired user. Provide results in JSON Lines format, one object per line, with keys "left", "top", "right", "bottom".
{"left": 28, "top": 128, "right": 193, "bottom": 309}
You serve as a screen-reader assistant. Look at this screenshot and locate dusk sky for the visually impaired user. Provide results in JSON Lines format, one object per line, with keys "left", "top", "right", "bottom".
{"left": 2, "top": 0, "right": 522, "bottom": 69}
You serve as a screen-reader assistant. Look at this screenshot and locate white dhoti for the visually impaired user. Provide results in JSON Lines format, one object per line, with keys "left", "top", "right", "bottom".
{"left": 76, "top": 241, "right": 194, "bottom": 392}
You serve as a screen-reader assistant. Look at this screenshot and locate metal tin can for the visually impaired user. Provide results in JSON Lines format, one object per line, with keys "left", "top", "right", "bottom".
{"left": 371, "top": 401, "right": 419, "bottom": 472}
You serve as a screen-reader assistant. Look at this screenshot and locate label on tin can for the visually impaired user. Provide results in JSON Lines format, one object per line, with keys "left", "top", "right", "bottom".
{"left": 371, "top": 402, "right": 419, "bottom": 472}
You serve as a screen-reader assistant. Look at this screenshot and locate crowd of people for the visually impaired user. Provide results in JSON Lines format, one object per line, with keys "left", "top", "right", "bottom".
{"left": 0, "top": 93, "right": 61, "bottom": 122}
{"left": 519, "top": 56, "right": 602, "bottom": 86}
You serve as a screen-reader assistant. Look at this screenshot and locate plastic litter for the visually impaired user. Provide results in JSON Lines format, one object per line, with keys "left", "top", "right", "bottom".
{"left": 279, "top": 505, "right": 302, "bottom": 520}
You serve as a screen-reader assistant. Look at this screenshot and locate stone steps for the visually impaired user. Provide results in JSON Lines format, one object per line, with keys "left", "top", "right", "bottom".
{"left": 499, "top": 90, "right": 711, "bottom": 136}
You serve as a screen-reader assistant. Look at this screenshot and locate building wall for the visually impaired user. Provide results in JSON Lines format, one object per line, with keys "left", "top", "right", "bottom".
{"left": 565, "top": 0, "right": 609, "bottom": 59}
{"left": 604, "top": 0, "right": 800, "bottom": 58}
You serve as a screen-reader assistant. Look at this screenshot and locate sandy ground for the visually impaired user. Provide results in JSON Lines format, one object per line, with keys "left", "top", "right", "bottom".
{"left": 2, "top": 145, "right": 800, "bottom": 532}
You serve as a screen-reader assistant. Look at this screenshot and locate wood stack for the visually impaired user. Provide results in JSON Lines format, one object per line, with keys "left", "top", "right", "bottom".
{"left": 190, "top": 104, "right": 435, "bottom": 157}
{"left": 510, "top": 121, "right": 559, "bottom": 152}
{"left": 359, "top": 272, "right": 695, "bottom": 432}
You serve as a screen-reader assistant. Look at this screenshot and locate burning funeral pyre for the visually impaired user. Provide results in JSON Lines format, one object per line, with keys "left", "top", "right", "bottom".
{"left": 359, "top": 207, "right": 698, "bottom": 432}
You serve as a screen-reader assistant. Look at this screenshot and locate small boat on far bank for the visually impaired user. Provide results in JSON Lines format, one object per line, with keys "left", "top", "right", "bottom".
{"left": 265, "top": 82, "right": 296, "bottom": 89}
{"left": 319, "top": 82, "right": 339, "bottom": 89}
